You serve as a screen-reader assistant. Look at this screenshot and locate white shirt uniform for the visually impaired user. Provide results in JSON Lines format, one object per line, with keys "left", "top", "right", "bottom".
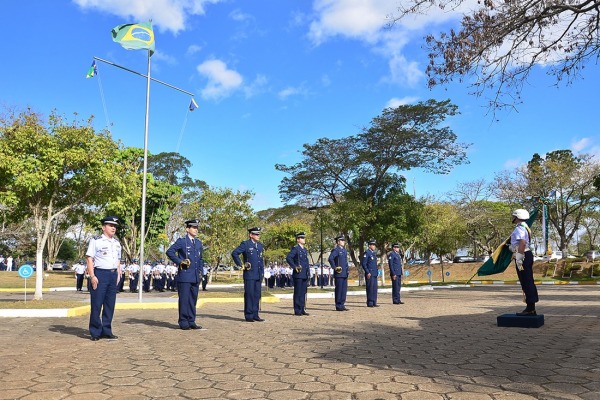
{"left": 86, "top": 234, "right": 121, "bottom": 269}
{"left": 73, "top": 263, "right": 87, "bottom": 274}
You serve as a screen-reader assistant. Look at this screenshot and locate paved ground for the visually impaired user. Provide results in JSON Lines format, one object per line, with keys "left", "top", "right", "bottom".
{"left": 1, "top": 285, "right": 599, "bottom": 399}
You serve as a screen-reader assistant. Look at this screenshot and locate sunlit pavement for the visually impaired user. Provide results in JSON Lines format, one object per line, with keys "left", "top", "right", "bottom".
{"left": 1, "top": 285, "right": 599, "bottom": 399}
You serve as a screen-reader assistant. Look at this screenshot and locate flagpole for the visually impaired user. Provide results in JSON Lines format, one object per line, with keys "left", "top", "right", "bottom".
{"left": 138, "top": 48, "right": 151, "bottom": 302}
{"left": 93, "top": 57, "right": 194, "bottom": 96}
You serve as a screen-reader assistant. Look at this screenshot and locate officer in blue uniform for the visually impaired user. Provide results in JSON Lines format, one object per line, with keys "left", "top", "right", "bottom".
{"left": 510, "top": 209, "right": 538, "bottom": 315}
{"left": 286, "top": 232, "right": 310, "bottom": 316}
{"left": 231, "top": 227, "right": 265, "bottom": 322}
{"left": 361, "top": 239, "right": 379, "bottom": 307}
{"left": 87, "top": 216, "right": 122, "bottom": 341}
{"left": 328, "top": 235, "right": 350, "bottom": 311}
{"left": 388, "top": 243, "right": 404, "bottom": 304}
{"left": 166, "top": 219, "right": 204, "bottom": 330}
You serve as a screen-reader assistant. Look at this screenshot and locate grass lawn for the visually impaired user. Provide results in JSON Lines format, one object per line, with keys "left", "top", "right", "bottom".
{"left": 0, "top": 271, "right": 75, "bottom": 288}
{"left": 0, "top": 300, "right": 85, "bottom": 309}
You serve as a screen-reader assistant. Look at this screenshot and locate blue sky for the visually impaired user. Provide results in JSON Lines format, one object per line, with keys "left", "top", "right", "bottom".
{"left": 1, "top": 0, "right": 599, "bottom": 211}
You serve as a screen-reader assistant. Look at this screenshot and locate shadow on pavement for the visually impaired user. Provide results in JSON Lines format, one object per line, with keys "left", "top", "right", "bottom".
{"left": 48, "top": 324, "right": 89, "bottom": 339}
{"left": 121, "top": 317, "right": 179, "bottom": 329}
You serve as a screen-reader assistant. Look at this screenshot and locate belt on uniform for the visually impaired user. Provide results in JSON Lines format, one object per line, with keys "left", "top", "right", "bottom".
{"left": 94, "top": 268, "right": 117, "bottom": 271}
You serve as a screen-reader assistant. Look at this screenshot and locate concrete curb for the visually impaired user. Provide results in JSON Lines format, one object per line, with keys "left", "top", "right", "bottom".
{"left": 0, "top": 296, "right": 280, "bottom": 318}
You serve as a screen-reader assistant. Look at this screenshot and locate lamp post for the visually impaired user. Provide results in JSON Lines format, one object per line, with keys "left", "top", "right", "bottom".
{"left": 308, "top": 205, "right": 325, "bottom": 289}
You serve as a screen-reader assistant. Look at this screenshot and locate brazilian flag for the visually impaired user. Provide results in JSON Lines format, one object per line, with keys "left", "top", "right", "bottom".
{"left": 476, "top": 207, "right": 539, "bottom": 276}
{"left": 112, "top": 22, "right": 155, "bottom": 55}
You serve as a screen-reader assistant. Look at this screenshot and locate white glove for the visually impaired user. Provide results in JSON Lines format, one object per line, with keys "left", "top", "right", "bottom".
{"left": 515, "top": 252, "right": 524, "bottom": 271}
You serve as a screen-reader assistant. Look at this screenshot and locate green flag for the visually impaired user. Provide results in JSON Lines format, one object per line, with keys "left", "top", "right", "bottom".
{"left": 112, "top": 22, "right": 155, "bottom": 55}
{"left": 86, "top": 60, "right": 97, "bottom": 78}
{"left": 476, "top": 207, "right": 539, "bottom": 276}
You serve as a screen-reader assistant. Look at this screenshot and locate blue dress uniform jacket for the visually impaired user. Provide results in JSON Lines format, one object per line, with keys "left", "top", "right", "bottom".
{"left": 388, "top": 251, "right": 403, "bottom": 304}
{"left": 231, "top": 239, "right": 265, "bottom": 321}
{"left": 231, "top": 240, "right": 265, "bottom": 280}
{"left": 166, "top": 235, "right": 203, "bottom": 329}
{"left": 328, "top": 246, "right": 349, "bottom": 310}
{"left": 287, "top": 245, "right": 310, "bottom": 280}
{"left": 287, "top": 244, "right": 310, "bottom": 315}
{"left": 328, "top": 247, "right": 349, "bottom": 278}
{"left": 361, "top": 248, "right": 378, "bottom": 307}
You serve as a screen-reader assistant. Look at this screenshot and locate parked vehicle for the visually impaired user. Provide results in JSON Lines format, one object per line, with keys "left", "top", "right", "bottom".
{"left": 542, "top": 251, "right": 563, "bottom": 261}
{"left": 584, "top": 250, "right": 600, "bottom": 262}
{"left": 452, "top": 256, "right": 477, "bottom": 263}
{"left": 51, "top": 261, "right": 69, "bottom": 271}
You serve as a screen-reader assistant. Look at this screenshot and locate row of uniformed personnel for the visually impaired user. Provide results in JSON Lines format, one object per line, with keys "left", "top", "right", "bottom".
{"left": 86, "top": 208, "right": 540, "bottom": 341}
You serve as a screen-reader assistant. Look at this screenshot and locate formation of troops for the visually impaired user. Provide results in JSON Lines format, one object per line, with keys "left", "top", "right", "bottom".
{"left": 73, "top": 259, "right": 185, "bottom": 294}
{"left": 83, "top": 208, "right": 539, "bottom": 340}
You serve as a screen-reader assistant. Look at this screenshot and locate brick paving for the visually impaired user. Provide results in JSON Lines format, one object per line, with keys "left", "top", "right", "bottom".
{"left": 0, "top": 285, "right": 599, "bottom": 399}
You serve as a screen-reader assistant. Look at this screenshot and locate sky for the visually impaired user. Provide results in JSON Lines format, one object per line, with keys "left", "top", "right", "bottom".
{"left": 1, "top": 0, "right": 599, "bottom": 211}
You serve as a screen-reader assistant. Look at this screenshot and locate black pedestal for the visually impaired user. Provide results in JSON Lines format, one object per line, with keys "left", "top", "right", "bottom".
{"left": 497, "top": 313, "right": 544, "bottom": 328}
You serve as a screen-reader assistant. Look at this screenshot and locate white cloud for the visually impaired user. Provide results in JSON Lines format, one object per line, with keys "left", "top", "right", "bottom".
{"left": 383, "top": 53, "right": 424, "bottom": 87}
{"left": 151, "top": 50, "right": 177, "bottom": 65}
{"left": 278, "top": 85, "right": 309, "bottom": 100}
{"left": 197, "top": 59, "right": 243, "bottom": 100}
{"left": 230, "top": 9, "right": 252, "bottom": 22}
{"left": 244, "top": 74, "right": 269, "bottom": 98}
{"left": 385, "top": 96, "right": 418, "bottom": 109}
{"left": 503, "top": 158, "right": 522, "bottom": 169}
{"left": 305, "top": 0, "right": 477, "bottom": 88}
{"left": 73, "top": 0, "right": 224, "bottom": 33}
{"left": 186, "top": 44, "right": 202, "bottom": 56}
{"left": 308, "top": 0, "right": 391, "bottom": 46}
{"left": 571, "top": 137, "right": 591, "bottom": 153}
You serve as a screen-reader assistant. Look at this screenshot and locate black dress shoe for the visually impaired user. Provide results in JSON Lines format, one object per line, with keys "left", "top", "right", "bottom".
{"left": 181, "top": 326, "right": 191, "bottom": 330}
{"left": 374, "top": 305, "right": 380, "bottom": 307}
{"left": 245, "top": 319, "right": 255, "bottom": 322}
{"left": 336, "top": 308, "right": 344, "bottom": 311}
{"left": 294, "top": 313, "right": 302, "bottom": 316}
{"left": 342, "top": 307, "right": 349, "bottom": 311}
{"left": 189, "top": 324, "right": 202, "bottom": 330}
{"left": 301, "top": 311, "right": 310, "bottom": 316}
{"left": 253, "top": 317, "right": 265, "bottom": 322}
{"left": 101, "top": 334, "right": 118, "bottom": 339}
{"left": 90, "top": 336, "right": 100, "bottom": 341}
{"left": 516, "top": 310, "right": 536, "bottom": 316}
{"left": 399, "top": 301, "right": 404, "bottom": 304}
{"left": 367, "top": 305, "right": 374, "bottom": 307}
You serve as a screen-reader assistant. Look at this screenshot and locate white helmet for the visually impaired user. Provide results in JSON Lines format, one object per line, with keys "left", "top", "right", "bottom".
{"left": 512, "top": 209, "right": 529, "bottom": 221}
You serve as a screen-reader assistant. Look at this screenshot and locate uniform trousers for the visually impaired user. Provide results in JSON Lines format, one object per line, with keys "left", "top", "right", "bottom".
{"left": 365, "top": 274, "right": 378, "bottom": 306}
{"left": 391, "top": 275, "right": 402, "bottom": 303}
{"left": 334, "top": 277, "right": 348, "bottom": 310}
{"left": 244, "top": 279, "right": 262, "bottom": 320}
{"left": 89, "top": 268, "right": 118, "bottom": 338}
{"left": 177, "top": 281, "right": 199, "bottom": 329}
{"left": 516, "top": 251, "right": 538, "bottom": 305}
{"left": 293, "top": 278, "right": 308, "bottom": 314}
{"left": 129, "top": 274, "right": 138, "bottom": 292}
{"left": 76, "top": 273, "right": 84, "bottom": 291}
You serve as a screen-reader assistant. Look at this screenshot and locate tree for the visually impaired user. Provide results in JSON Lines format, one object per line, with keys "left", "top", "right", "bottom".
{"left": 277, "top": 100, "right": 469, "bottom": 264}
{"left": 194, "top": 187, "right": 255, "bottom": 280}
{"left": 0, "top": 110, "right": 130, "bottom": 300}
{"left": 418, "top": 201, "right": 467, "bottom": 280}
{"left": 261, "top": 220, "right": 311, "bottom": 265}
{"left": 394, "top": 1, "right": 600, "bottom": 111}
{"left": 104, "top": 148, "right": 183, "bottom": 262}
{"left": 449, "top": 179, "right": 513, "bottom": 255}
{"left": 494, "top": 149, "right": 600, "bottom": 253}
